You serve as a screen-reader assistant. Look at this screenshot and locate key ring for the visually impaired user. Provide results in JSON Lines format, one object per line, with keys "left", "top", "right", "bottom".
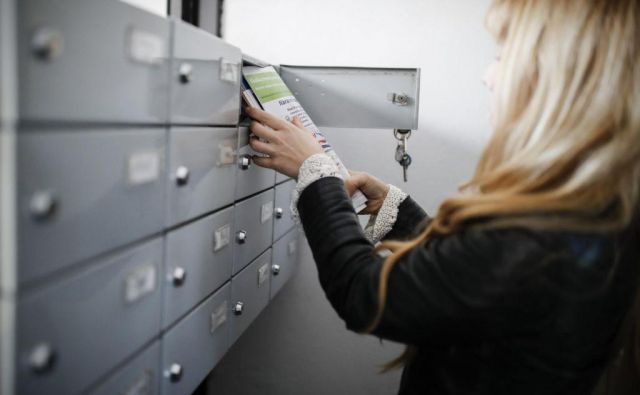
{"left": 394, "top": 129, "right": 412, "bottom": 141}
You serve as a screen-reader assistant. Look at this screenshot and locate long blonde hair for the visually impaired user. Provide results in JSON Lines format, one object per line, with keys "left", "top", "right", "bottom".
{"left": 369, "top": 0, "right": 640, "bottom": 373}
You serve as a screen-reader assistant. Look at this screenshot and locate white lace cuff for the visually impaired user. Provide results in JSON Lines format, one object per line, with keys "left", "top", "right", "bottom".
{"left": 363, "top": 185, "right": 408, "bottom": 244}
{"left": 290, "top": 153, "right": 340, "bottom": 222}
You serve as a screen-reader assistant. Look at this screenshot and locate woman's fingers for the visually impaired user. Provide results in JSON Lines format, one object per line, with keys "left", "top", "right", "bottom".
{"left": 252, "top": 155, "right": 275, "bottom": 169}
{"left": 292, "top": 117, "right": 305, "bottom": 129}
{"left": 347, "top": 172, "right": 367, "bottom": 190}
{"left": 250, "top": 121, "right": 278, "bottom": 141}
{"left": 245, "top": 108, "right": 325, "bottom": 179}
{"left": 249, "top": 137, "right": 276, "bottom": 156}
{"left": 344, "top": 178, "right": 358, "bottom": 197}
{"left": 246, "top": 107, "right": 289, "bottom": 130}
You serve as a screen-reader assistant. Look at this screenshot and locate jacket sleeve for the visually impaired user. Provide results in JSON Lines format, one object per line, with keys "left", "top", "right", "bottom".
{"left": 383, "top": 196, "right": 430, "bottom": 241}
{"left": 297, "top": 177, "right": 552, "bottom": 346}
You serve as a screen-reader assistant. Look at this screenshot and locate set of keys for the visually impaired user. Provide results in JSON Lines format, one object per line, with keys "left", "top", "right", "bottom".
{"left": 394, "top": 129, "right": 412, "bottom": 182}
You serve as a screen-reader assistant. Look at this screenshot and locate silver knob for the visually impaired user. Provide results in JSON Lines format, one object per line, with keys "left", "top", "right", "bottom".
{"left": 31, "top": 27, "right": 63, "bottom": 61}
{"left": 387, "top": 92, "right": 409, "bottom": 106}
{"left": 178, "top": 63, "right": 193, "bottom": 84}
{"left": 30, "top": 191, "right": 57, "bottom": 220}
{"left": 238, "top": 155, "right": 251, "bottom": 170}
{"left": 236, "top": 230, "right": 247, "bottom": 244}
{"left": 395, "top": 94, "right": 409, "bottom": 105}
{"left": 168, "top": 363, "right": 183, "bottom": 382}
{"left": 172, "top": 267, "right": 186, "bottom": 286}
{"left": 272, "top": 265, "right": 281, "bottom": 276}
{"left": 175, "top": 166, "right": 190, "bottom": 186}
{"left": 274, "top": 207, "right": 284, "bottom": 219}
{"left": 28, "top": 343, "right": 56, "bottom": 374}
{"left": 233, "top": 301, "right": 244, "bottom": 315}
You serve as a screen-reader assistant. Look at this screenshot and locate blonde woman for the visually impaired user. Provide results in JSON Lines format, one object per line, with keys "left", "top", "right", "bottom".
{"left": 245, "top": 0, "right": 640, "bottom": 393}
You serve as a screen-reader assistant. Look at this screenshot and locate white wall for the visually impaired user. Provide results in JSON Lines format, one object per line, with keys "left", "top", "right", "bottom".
{"left": 224, "top": 0, "right": 496, "bottom": 212}
{"left": 208, "top": 2, "right": 497, "bottom": 394}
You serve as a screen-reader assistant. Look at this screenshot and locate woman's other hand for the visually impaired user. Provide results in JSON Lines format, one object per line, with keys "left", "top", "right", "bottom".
{"left": 246, "top": 107, "right": 324, "bottom": 179}
{"left": 344, "top": 171, "right": 390, "bottom": 215}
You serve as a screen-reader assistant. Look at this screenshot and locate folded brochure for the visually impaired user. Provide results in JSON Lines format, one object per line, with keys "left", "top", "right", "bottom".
{"left": 242, "top": 66, "right": 368, "bottom": 213}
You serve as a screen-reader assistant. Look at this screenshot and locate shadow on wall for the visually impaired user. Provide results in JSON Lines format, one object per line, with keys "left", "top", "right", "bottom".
{"left": 206, "top": 241, "right": 404, "bottom": 395}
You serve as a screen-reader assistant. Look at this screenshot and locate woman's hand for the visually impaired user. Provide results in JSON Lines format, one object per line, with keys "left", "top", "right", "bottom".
{"left": 344, "top": 171, "right": 390, "bottom": 215}
{"left": 246, "top": 107, "right": 324, "bottom": 179}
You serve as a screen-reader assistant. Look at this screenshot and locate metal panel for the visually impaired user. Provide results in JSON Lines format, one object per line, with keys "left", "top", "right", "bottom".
{"left": 233, "top": 189, "right": 274, "bottom": 275}
{"left": 279, "top": 66, "right": 420, "bottom": 130}
{"left": 0, "top": 2, "right": 18, "bottom": 394}
{"left": 161, "top": 283, "right": 230, "bottom": 395}
{"left": 166, "top": 127, "right": 236, "bottom": 227}
{"left": 17, "top": 0, "right": 170, "bottom": 123}
{"left": 17, "top": 128, "right": 165, "bottom": 284}
{"left": 120, "top": 0, "right": 168, "bottom": 17}
{"left": 273, "top": 179, "right": 296, "bottom": 242}
{"left": 92, "top": 341, "right": 161, "bottom": 395}
{"left": 164, "top": 207, "right": 234, "bottom": 329}
{"left": 235, "top": 126, "right": 275, "bottom": 201}
{"left": 230, "top": 249, "right": 271, "bottom": 345}
{"left": 17, "top": 238, "right": 163, "bottom": 395}
{"left": 270, "top": 229, "right": 300, "bottom": 300}
{"left": 276, "top": 171, "right": 291, "bottom": 184}
{"left": 170, "top": 20, "right": 241, "bottom": 126}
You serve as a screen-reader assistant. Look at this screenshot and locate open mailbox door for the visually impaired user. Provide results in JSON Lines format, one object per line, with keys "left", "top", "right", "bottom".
{"left": 240, "top": 56, "right": 421, "bottom": 183}
{"left": 278, "top": 65, "right": 420, "bottom": 130}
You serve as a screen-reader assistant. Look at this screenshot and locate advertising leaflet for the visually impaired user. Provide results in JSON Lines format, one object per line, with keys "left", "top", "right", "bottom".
{"left": 243, "top": 66, "right": 368, "bottom": 212}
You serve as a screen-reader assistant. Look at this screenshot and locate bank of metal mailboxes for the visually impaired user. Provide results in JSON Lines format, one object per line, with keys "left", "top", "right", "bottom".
{"left": 0, "top": 1, "right": 420, "bottom": 394}
{"left": 17, "top": 0, "right": 171, "bottom": 123}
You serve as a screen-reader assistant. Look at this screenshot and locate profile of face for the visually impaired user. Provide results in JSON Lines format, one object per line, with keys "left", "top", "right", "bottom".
{"left": 483, "top": 53, "right": 501, "bottom": 127}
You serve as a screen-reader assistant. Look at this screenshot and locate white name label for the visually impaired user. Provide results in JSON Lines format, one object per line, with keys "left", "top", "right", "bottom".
{"left": 125, "top": 263, "right": 156, "bottom": 304}
{"left": 258, "top": 263, "right": 270, "bottom": 287}
{"left": 128, "top": 151, "right": 160, "bottom": 185}
{"left": 261, "top": 201, "right": 273, "bottom": 223}
{"left": 211, "top": 301, "right": 228, "bottom": 333}
{"left": 123, "top": 371, "right": 153, "bottom": 395}
{"left": 213, "top": 224, "right": 231, "bottom": 252}
{"left": 217, "top": 141, "right": 236, "bottom": 166}
{"left": 127, "top": 28, "right": 166, "bottom": 64}
{"left": 219, "top": 58, "right": 239, "bottom": 83}
{"left": 288, "top": 240, "right": 297, "bottom": 256}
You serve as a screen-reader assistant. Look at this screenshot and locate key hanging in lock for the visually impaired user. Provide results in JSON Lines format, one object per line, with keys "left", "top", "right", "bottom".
{"left": 400, "top": 153, "right": 412, "bottom": 182}
{"left": 394, "top": 129, "right": 412, "bottom": 182}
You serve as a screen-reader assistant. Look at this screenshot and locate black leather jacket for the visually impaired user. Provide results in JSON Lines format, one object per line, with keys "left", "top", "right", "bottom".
{"left": 297, "top": 177, "right": 639, "bottom": 395}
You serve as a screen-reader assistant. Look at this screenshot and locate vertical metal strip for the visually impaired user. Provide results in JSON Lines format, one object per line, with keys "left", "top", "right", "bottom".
{"left": 169, "top": 0, "right": 183, "bottom": 19}
{"left": 216, "top": 0, "right": 224, "bottom": 38}
{"left": 0, "top": 0, "right": 18, "bottom": 393}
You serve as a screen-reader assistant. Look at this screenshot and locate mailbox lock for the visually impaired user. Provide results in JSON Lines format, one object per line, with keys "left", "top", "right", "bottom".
{"left": 172, "top": 267, "right": 187, "bottom": 287}
{"left": 168, "top": 363, "right": 183, "bottom": 382}
{"left": 30, "top": 191, "right": 58, "bottom": 221}
{"left": 31, "top": 27, "right": 63, "bottom": 61}
{"left": 175, "top": 166, "right": 190, "bottom": 186}
{"left": 236, "top": 230, "right": 248, "bottom": 244}
{"left": 178, "top": 63, "right": 193, "bottom": 84}
{"left": 28, "top": 343, "right": 56, "bottom": 374}
{"left": 238, "top": 155, "right": 251, "bottom": 170}
{"left": 274, "top": 207, "right": 284, "bottom": 219}
{"left": 272, "top": 264, "right": 281, "bottom": 276}
{"left": 233, "top": 301, "right": 244, "bottom": 315}
{"left": 387, "top": 92, "right": 409, "bottom": 106}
